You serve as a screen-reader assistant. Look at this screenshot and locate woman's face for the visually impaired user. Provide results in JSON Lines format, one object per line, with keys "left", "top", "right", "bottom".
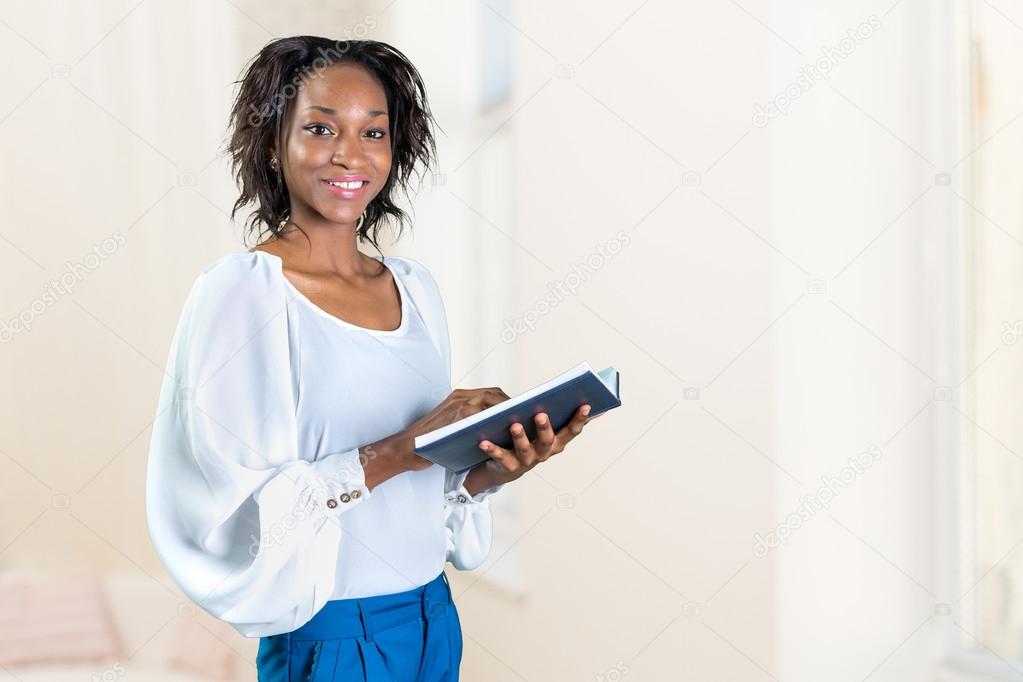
{"left": 280, "top": 63, "right": 392, "bottom": 227}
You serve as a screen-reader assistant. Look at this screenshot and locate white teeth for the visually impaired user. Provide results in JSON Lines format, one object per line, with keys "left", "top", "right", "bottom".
{"left": 327, "top": 181, "right": 365, "bottom": 189}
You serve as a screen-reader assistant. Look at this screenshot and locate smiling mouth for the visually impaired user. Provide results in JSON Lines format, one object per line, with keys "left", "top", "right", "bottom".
{"left": 323, "top": 180, "right": 369, "bottom": 189}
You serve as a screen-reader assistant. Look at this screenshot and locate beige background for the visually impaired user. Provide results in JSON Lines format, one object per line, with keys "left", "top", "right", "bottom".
{"left": 0, "top": 1, "right": 1020, "bottom": 680}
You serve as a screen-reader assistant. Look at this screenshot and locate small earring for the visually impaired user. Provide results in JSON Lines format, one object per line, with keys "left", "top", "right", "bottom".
{"left": 269, "top": 155, "right": 279, "bottom": 172}
{"left": 356, "top": 211, "right": 366, "bottom": 230}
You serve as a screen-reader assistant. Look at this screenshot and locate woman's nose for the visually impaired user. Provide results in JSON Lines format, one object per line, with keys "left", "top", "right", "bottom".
{"left": 331, "top": 135, "right": 363, "bottom": 165}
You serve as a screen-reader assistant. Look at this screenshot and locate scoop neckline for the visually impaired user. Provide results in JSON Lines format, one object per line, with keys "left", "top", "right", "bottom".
{"left": 252, "top": 250, "right": 410, "bottom": 337}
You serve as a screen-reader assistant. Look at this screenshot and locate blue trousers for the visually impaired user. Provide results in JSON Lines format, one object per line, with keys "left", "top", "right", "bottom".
{"left": 256, "top": 571, "right": 462, "bottom": 681}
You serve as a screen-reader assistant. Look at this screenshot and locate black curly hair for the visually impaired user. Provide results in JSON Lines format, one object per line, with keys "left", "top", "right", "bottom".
{"left": 224, "top": 37, "right": 440, "bottom": 253}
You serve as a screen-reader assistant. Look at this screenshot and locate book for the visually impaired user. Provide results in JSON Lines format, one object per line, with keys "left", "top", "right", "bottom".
{"left": 413, "top": 361, "right": 622, "bottom": 474}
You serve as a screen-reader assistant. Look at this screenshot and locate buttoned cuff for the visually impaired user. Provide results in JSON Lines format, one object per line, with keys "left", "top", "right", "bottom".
{"left": 445, "top": 469, "right": 504, "bottom": 506}
{"left": 307, "top": 448, "right": 371, "bottom": 517}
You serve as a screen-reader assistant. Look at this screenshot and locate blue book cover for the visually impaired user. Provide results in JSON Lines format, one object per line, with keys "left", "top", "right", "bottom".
{"left": 414, "top": 362, "right": 621, "bottom": 474}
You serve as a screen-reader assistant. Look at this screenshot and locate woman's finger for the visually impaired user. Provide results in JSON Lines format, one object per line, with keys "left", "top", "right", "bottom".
{"left": 508, "top": 422, "right": 535, "bottom": 465}
{"left": 481, "top": 387, "right": 511, "bottom": 404}
{"left": 478, "top": 440, "right": 520, "bottom": 473}
{"left": 569, "top": 405, "right": 591, "bottom": 435}
{"left": 552, "top": 405, "right": 591, "bottom": 449}
{"left": 534, "top": 413, "right": 555, "bottom": 445}
{"left": 533, "top": 413, "right": 556, "bottom": 461}
{"left": 492, "top": 387, "right": 512, "bottom": 402}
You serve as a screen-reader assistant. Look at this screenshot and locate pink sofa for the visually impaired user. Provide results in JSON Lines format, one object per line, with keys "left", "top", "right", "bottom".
{"left": 0, "top": 569, "right": 257, "bottom": 682}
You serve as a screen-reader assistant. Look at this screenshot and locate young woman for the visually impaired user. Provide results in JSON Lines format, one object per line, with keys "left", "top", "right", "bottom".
{"left": 145, "top": 37, "right": 599, "bottom": 681}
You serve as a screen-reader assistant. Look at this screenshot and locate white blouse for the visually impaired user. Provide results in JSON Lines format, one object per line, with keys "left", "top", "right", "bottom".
{"left": 145, "top": 250, "right": 503, "bottom": 638}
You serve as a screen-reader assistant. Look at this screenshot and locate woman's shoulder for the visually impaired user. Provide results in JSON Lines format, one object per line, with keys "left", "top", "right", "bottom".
{"left": 183, "top": 250, "right": 284, "bottom": 318}
{"left": 195, "top": 250, "right": 279, "bottom": 285}
{"left": 383, "top": 255, "right": 440, "bottom": 291}
{"left": 384, "top": 256, "right": 449, "bottom": 353}
{"left": 199, "top": 249, "right": 274, "bottom": 276}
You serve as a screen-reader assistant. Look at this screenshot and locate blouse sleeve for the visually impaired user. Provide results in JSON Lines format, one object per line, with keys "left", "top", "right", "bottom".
{"left": 403, "top": 258, "right": 506, "bottom": 570}
{"left": 444, "top": 468, "right": 504, "bottom": 570}
{"left": 145, "top": 253, "right": 372, "bottom": 638}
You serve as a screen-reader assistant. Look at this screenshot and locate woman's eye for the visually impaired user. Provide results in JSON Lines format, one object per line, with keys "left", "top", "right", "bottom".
{"left": 305, "top": 125, "right": 386, "bottom": 139}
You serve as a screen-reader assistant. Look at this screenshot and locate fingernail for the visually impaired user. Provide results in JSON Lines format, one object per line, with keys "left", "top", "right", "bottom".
{"left": 479, "top": 441, "right": 490, "bottom": 450}
{"left": 581, "top": 405, "right": 591, "bottom": 416}
{"left": 537, "top": 415, "right": 547, "bottom": 426}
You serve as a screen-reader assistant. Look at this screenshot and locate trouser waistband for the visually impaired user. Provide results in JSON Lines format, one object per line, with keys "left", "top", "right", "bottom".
{"left": 289, "top": 572, "right": 453, "bottom": 642}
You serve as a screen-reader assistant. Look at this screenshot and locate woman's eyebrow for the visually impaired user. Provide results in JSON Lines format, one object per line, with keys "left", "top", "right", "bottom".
{"left": 304, "top": 105, "right": 388, "bottom": 118}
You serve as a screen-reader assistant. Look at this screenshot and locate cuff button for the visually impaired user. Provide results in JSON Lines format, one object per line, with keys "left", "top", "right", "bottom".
{"left": 326, "top": 499, "right": 338, "bottom": 509}
{"left": 351, "top": 490, "right": 361, "bottom": 499}
{"left": 457, "top": 494, "right": 468, "bottom": 503}
{"left": 340, "top": 493, "right": 352, "bottom": 503}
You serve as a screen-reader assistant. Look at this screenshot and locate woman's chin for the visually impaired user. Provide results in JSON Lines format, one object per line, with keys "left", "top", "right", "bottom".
{"left": 314, "top": 206, "right": 365, "bottom": 227}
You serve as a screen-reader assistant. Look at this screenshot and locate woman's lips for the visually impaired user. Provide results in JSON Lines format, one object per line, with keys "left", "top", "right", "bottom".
{"left": 322, "top": 179, "right": 369, "bottom": 199}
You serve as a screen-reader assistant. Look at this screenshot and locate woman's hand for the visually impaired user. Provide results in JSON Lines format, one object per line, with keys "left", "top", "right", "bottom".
{"left": 476, "top": 404, "right": 604, "bottom": 486}
{"left": 393, "top": 387, "right": 513, "bottom": 472}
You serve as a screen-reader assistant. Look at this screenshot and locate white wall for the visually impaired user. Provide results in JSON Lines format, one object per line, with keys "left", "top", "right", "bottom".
{"left": 766, "top": 2, "right": 961, "bottom": 679}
